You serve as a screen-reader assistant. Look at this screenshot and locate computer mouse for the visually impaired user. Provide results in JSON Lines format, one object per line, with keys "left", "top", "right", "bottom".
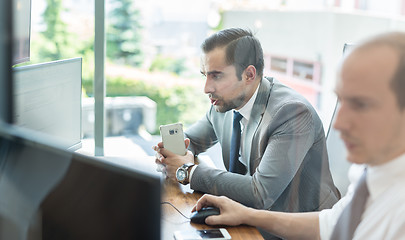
{"left": 190, "top": 207, "right": 220, "bottom": 224}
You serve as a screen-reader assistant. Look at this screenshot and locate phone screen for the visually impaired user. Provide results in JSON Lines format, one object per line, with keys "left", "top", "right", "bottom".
{"left": 174, "top": 229, "right": 229, "bottom": 240}
{"left": 197, "top": 229, "right": 224, "bottom": 238}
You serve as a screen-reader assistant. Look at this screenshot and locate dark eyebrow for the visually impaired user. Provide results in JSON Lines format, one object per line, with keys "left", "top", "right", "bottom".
{"left": 200, "top": 70, "right": 224, "bottom": 77}
{"left": 207, "top": 70, "right": 223, "bottom": 75}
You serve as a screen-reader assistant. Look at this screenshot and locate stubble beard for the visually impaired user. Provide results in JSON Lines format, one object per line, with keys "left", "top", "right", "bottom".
{"left": 213, "top": 93, "right": 246, "bottom": 113}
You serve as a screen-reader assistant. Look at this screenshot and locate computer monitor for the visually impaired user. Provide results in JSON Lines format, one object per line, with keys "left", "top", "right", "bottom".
{"left": 0, "top": 124, "right": 161, "bottom": 240}
{"left": 0, "top": 0, "right": 13, "bottom": 124}
{"left": 12, "top": 0, "right": 32, "bottom": 65}
{"left": 326, "top": 43, "right": 355, "bottom": 195}
{"left": 13, "top": 58, "right": 82, "bottom": 150}
{"left": 342, "top": 43, "right": 355, "bottom": 56}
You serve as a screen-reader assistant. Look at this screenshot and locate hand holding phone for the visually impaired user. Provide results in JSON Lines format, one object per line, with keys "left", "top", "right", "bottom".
{"left": 159, "top": 123, "right": 187, "bottom": 156}
{"left": 174, "top": 228, "right": 231, "bottom": 240}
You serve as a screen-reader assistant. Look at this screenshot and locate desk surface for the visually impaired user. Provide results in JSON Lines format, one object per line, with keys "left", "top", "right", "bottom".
{"left": 88, "top": 154, "right": 264, "bottom": 239}
{"left": 161, "top": 178, "right": 264, "bottom": 240}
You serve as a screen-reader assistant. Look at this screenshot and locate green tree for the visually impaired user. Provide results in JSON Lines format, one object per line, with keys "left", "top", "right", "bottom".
{"left": 35, "top": 0, "right": 77, "bottom": 61}
{"left": 149, "top": 55, "right": 187, "bottom": 76}
{"left": 107, "top": 0, "right": 143, "bottom": 66}
{"left": 29, "top": 0, "right": 94, "bottom": 87}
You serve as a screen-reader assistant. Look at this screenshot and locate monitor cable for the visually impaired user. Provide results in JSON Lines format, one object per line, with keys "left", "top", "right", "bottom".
{"left": 161, "top": 201, "right": 191, "bottom": 220}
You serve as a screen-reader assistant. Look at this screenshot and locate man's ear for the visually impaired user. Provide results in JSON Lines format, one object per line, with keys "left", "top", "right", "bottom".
{"left": 244, "top": 65, "right": 257, "bottom": 83}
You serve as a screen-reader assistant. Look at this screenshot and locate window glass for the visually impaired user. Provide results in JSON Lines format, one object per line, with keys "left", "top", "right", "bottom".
{"left": 293, "top": 61, "right": 314, "bottom": 81}
{"left": 270, "top": 57, "right": 287, "bottom": 73}
{"left": 27, "top": 0, "right": 405, "bottom": 164}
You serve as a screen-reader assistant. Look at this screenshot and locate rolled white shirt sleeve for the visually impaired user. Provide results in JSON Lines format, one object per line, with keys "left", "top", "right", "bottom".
{"left": 319, "top": 164, "right": 362, "bottom": 239}
{"left": 319, "top": 194, "right": 352, "bottom": 240}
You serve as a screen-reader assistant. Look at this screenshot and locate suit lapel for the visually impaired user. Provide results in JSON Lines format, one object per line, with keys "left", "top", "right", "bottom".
{"left": 243, "top": 77, "right": 273, "bottom": 174}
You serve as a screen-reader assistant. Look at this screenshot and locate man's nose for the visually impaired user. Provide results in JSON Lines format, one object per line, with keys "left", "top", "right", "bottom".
{"left": 333, "top": 103, "right": 349, "bottom": 132}
{"left": 204, "top": 78, "right": 214, "bottom": 94}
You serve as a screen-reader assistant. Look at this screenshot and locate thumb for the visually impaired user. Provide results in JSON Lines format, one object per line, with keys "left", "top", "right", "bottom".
{"left": 185, "top": 138, "right": 190, "bottom": 149}
{"left": 205, "top": 215, "right": 221, "bottom": 226}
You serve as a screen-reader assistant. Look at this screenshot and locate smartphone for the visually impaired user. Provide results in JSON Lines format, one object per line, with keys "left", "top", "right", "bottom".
{"left": 159, "top": 123, "right": 187, "bottom": 156}
{"left": 174, "top": 228, "right": 231, "bottom": 240}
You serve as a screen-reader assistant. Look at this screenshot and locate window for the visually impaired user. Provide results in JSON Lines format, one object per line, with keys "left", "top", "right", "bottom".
{"left": 293, "top": 61, "right": 314, "bottom": 81}
{"left": 27, "top": 0, "right": 405, "bottom": 160}
{"left": 270, "top": 57, "right": 287, "bottom": 73}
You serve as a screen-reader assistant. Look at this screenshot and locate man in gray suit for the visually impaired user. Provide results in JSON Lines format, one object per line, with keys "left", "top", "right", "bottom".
{"left": 154, "top": 28, "right": 339, "bottom": 216}
{"left": 192, "top": 31, "right": 405, "bottom": 240}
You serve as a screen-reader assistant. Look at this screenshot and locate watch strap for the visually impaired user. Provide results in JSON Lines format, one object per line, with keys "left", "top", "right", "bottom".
{"left": 177, "top": 163, "right": 194, "bottom": 185}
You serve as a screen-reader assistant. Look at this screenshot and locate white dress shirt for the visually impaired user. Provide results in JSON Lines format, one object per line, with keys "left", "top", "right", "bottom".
{"left": 319, "top": 153, "right": 405, "bottom": 240}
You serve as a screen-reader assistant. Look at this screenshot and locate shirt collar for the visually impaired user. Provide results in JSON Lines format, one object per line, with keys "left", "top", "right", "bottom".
{"left": 367, "top": 153, "right": 405, "bottom": 201}
{"left": 236, "top": 82, "right": 260, "bottom": 122}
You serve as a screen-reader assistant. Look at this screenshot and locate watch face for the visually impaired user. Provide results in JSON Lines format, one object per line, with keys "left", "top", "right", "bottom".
{"left": 176, "top": 169, "right": 186, "bottom": 181}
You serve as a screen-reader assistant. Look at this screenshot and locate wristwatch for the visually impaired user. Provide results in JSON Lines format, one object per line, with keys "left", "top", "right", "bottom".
{"left": 176, "top": 163, "right": 195, "bottom": 185}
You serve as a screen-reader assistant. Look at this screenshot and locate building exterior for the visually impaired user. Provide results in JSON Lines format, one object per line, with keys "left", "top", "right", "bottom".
{"left": 220, "top": 7, "right": 405, "bottom": 127}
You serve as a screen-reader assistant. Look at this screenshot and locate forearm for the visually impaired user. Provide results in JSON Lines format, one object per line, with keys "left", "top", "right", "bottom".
{"left": 196, "top": 194, "right": 321, "bottom": 240}
{"left": 190, "top": 166, "right": 257, "bottom": 207}
{"left": 243, "top": 209, "right": 321, "bottom": 240}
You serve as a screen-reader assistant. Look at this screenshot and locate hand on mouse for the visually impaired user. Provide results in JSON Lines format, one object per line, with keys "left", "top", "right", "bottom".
{"left": 192, "top": 194, "right": 250, "bottom": 226}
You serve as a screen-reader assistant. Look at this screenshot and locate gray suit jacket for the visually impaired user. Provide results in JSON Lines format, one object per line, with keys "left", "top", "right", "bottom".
{"left": 186, "top": 77, "right": 340, "bottom": 213}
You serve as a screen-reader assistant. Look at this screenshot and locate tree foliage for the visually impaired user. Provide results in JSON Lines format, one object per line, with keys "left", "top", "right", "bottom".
{"left": 107, "top": 0, "right": 143, "bottom": 66}
{"left": 35, "top": 0, "right": 77, "bottom": 61}
{"left": 149, "top": 55, "right": 187, "bottom": 76}
{"left": 29, "top": 0, "right": 94, "bottom": 82}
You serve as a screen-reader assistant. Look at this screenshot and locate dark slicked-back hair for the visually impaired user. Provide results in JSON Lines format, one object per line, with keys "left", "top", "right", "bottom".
{"left": 355, "top": 32, "right": 405, "bottom": 110}
{"left": 201, "top": 28, "right": 264, "bottom": 80}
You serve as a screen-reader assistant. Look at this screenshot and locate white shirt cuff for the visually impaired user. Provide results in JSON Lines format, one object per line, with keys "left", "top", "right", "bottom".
{"left": 189, "top": 165, "right": 197, "bottom": 184}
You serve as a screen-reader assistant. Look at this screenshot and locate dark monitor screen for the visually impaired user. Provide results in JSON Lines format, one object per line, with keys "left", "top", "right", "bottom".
{"left": 0, "top": 124, "right": 161, "bottom": 240}
{"left": 0, "top": 0, "right": 13, "bottom": 124}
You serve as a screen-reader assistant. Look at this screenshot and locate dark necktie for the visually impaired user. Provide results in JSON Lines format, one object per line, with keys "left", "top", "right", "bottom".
{"left": 330, "top": 169, "right": 369, "bottom": 240}
{"left": 229, "top": 111, "right": 246, "bottom": 174}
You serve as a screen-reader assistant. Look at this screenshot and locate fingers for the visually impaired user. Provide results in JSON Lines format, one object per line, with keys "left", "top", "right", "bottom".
{"left": 155, "top": 159, "right": 166, "bottom": 173}
{"left": 152, "top": 142, "right": 164, "bottom": 150}
{"left": 153, "top": 144, "right": 167, "bottom": 165}
{"left": 153, "top": 145, "right": 167, "bottom": 175}
{"left": 152, "top": 141, "right": 194, "bottom": 180}
{"left": 152, "top": 142, "right": 165, "bottom": 156}
{"left": 155, "top": 151, "right": 164, "bottom": 161}
{"left": 193, "top": 194, "right": 229, "bottom": 226}
{"left": 194, "top": 194, "right": 219, "bottom": 211}
{"left": 152, "top": 142, "right": 182, "bottom": 159}
{"left": 152, "top": 144, "right": 164, "bottom": 160}
{"left": 192, "top": 194, "right": 208, "bottom": 212}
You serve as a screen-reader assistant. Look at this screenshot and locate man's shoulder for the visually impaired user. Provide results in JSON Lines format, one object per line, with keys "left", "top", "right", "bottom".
{"left": 262, "top": 77, "right": 315, "bottom": 110}
{"left": 260, "top": 77, "right": 324, "bottom": 128}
